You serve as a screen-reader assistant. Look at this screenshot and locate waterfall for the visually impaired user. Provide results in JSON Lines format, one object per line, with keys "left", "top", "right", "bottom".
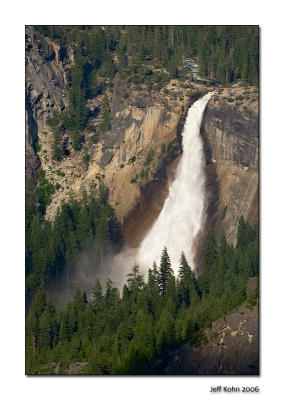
{"left": 136, "top": 92, "right": 213, "bottom": 274}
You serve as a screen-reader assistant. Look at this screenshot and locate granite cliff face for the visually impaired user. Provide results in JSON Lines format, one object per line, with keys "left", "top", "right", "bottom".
{"left": 86, "top": 76, "right": 190, "bottom": 228}
{"left": 25, "top": 26, "right": 73, "bottom": 178}
{"left": 25, "top": 26, "right": 258, "bottom": 252}
{"left": 25, "top": 27, "right": 199, "bottom": 228}
{"left": 201, "top": 87, "right": 259, "bottom": 245}
{"left": 39, "top": 74, "right": 193, "bottom": 225}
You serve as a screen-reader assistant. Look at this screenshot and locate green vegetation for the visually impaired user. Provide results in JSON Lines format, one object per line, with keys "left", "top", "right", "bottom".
{"left": 227, "top": 97, "right": 235, "bottom": 103}
{"left": 222, "top": 205, "right": 227, "bottom": 220}
{"left": 34, "top": 25, "right": 258, "bottom": 160}
{"left": 35, "top": 170, "right": 55, "bottom": 215}
{"left": 139, "top": 168, "right": 147, "bottom": 180}
{"left": 130, "top": 175, "right": 138, "bottom": 184}
{"left": 144, "top": 149, "right": 155, "bottom": 166}
{"left": 127, "top": 156, "right": 136, "bottom": 165}
{"left": 36, "top": 26, "right": 117, "bottom": 152}
{"left": 56, "top": 170, "right": 65, "bottom": 177}
{"left": 47, "top": 115, "right": 63, "bottom": 161}
{"left": 25, "top": 177, "right": 118, "bottom": 304}
{"left": 91, "top": 132, "right": 100, "bottom": 144}
{"left": 26, "top": 217, "right": 258, "bottom": 374}
{"left": 26, "top": 25, "right": 259, "bottom": 375}
{"left": 166, "top": 142, "right": 173, "bottom": 153}
{"left": 34, "top": 140, "right": 41, "bottom": 153}
{"left": 82, "top": 150, "right": 90, "bottom": 169}
{"left": 98, "top": 94, "right": 111, "bottom": 134}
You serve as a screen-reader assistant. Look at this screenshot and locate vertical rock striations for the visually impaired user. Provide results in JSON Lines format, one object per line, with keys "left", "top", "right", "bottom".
{"left": 25, "top": 26, "right": 72, "bottom": 178}
{"left": 25, "top": 26, "right": 258, "bottom": 252}
{"left": 201, "top": 89, "right": 259, "bottom": 244}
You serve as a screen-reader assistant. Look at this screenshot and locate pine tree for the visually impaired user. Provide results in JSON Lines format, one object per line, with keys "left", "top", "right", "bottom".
{"left": 178, "top": 251, "right": 198, "bottom": 306}
{"left": 98, "top": 94, "right": 111, "bottom": 133}
{"left": 91, "top": 279, "right": 103, "bottom": 311}
{"left": 59, "top": 302, "right": 74, "bottom": 342}
{"left": 152, "top": 261, "right": 159, "bottom": 283}
{"left": 147, "top": 261, "right": 159, "bottom": 291}
{"left": 122, "top": 284, "right": 130, "bottom": 301}
{"left": 73, "top": 288, "right": 87, "bottom": 313}
{"left": 127, "top": 263, "right": 144, "bottom": 290}
{"left": 236, "top": 215, "right": 247, "bottom": 252}
{"left": 88, "top": 69, "right": 101, "bottom": 97}
{"left": 158, "top": 247, "right": 173, "bottom": 295}
{"left": 76, "top": 205, "right": 92, "bottom": 249}
{"left": 88, "top": 28, "right": 105, "bottom": 68}
{"left": 38, "top": 310, "right": 52, "bottom": 349}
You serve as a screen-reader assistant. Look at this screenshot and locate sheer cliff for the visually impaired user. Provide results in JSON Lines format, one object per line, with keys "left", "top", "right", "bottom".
{"left": 25, "top": 26, "right": 73, "bottom": 178}
{"left": 202, "top": 88, "right": 258, "bottom": 245}
{"left": 25, "top": 26, "right": 258, "bottom": 252}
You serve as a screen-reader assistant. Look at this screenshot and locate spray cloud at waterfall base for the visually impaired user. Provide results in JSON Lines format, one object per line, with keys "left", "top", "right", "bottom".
{"left": 135, "top": 92, "right": 213, "bottom": 275}
{"left": 50, "top": 92, "right": 213, "bottom": 306}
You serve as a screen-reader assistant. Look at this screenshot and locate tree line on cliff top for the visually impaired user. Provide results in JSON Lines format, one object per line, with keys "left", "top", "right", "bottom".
{"left": 26, "top": 25, "right": 259, "bottom": 374}
{"left": 36, "top": 25, "right": 258, "bottom": 86}
{"left": 35, "top": 25, "right": 258, "bottom": 156}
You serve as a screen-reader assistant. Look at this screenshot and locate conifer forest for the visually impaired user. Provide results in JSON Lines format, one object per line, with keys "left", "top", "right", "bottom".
{"left": 25, "top": 25, "right": 259, "bottom": 375}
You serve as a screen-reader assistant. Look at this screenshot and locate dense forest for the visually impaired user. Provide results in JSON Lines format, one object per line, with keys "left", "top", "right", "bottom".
{"left": 26, "top": 26, "right": 259, "bottom": 374}
{"left": 27, "top": 25, "right": 259, "bottom": 301}
{"left": 26, "top": 217, "right": 258, "bottom": 374}
{"left": 36, "top": 25, "right": 259, "bottom": 85}
{"left": 35, "top": 25, "right": 258, "bottom": 153}
{"left": 25, "top": 171, "right": 121, "bottom": 305}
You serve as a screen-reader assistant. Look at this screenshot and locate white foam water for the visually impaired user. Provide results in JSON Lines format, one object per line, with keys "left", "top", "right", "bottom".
{"left": 136, "top": 92, "right": 213, "bottom": 274}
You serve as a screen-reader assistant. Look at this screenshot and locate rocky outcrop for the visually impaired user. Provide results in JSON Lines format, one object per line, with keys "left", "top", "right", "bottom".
{"left": 25, "top": 26, "right": 73, "bottom": 178}
{"left": 85, "top": 78, "right": 189, "bottom": 230}
{"left": 25, "top": 97, "right": 40, "bottom": 179}
{"left": 25, "top": 27, "right": 198, "bottom": 222}
{"left": 203, "top": 102, "right": 258, "bottom": 172}
{"left": 25, "top": 26, "right": 258, "bottom": 251}
{"left": 145, "top": 302, "right": 259, "bottom": 375}
{"left": 201, "top": 87, "right": 259, "bottom": 244}
{"left": 40, "top": 72, "right": 197, "bottom": 225}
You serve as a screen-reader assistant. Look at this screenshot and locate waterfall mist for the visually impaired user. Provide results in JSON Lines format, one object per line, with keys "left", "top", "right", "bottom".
{"left": 49, "top": 93, "right": 212, "bottom": 307}
{"left": 135, "top": 92, "right": 213, "bottom": 274}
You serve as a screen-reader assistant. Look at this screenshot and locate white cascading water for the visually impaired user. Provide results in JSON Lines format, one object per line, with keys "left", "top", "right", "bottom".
{"left": 136, "top": 92, "right": 213, "bottom": 274}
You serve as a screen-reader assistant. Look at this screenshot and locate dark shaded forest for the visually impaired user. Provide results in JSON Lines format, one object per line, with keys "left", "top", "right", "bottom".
{"left": 36, "top": 25, "right": 259, "bottom": 85}
{"left": 26, "top": 174, "right": 121, "bottom": 305}
{"left": 26, "top": 26, "right": 259, "bottom": 374}
{"left": 36, "top": 25, "right": 258, "bottom": 153}
{"left": 26, "top": 217, "right": 258, "bottom": 374}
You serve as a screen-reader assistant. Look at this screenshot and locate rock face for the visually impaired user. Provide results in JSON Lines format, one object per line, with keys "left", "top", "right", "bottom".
{"left": 201, "top": 88, "right": 259, "bottom": 245}
{"left": 25, "top": 26, "right": 258, "bottom": 251}
{"left": 25, "top": 27, "right": 211, "bottom": 230}
{"left": 25, "top": 26, "right": 73, "bottom": 178}
{"left": 145, "top": 302, "right": 259, "bottom": 375}
{"left": 203, "top": 105, "right": 258, "bottom": 172}
{"left": 97, "top": 77, "right": 192, "bottom": 245}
